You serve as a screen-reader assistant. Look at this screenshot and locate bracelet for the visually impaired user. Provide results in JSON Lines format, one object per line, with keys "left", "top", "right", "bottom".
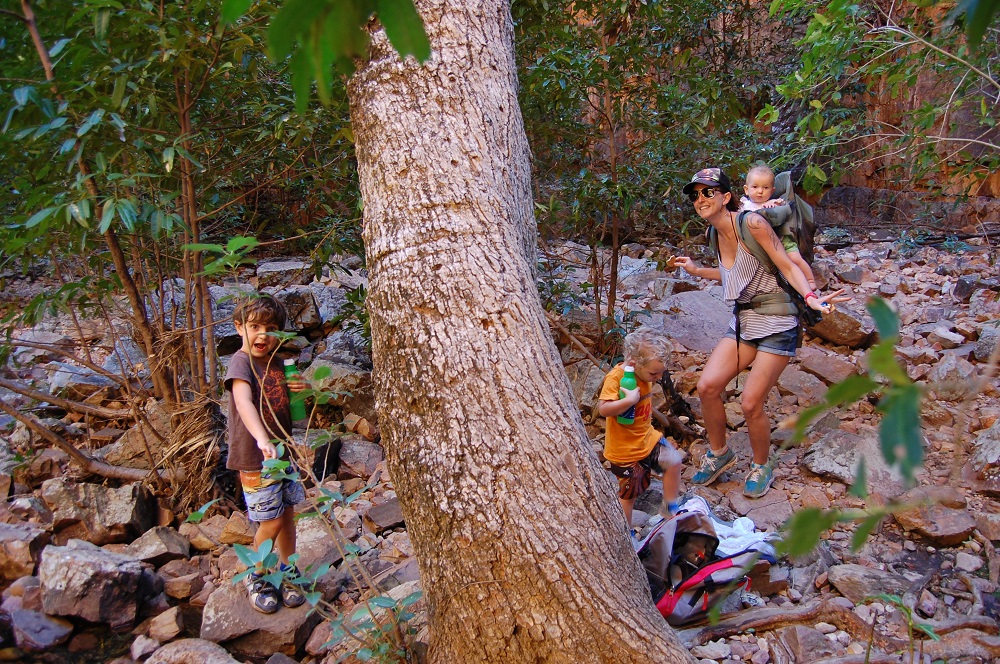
{"left": 804, "top": 291, "right": 817, "bottom": 301}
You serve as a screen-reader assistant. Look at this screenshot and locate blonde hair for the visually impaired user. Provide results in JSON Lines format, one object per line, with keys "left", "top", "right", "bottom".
{"left": 746, "top": 163, "right": 775, "bottom": 184}
{"left": 623, "top": 327, "right": 673, "bottom": 367}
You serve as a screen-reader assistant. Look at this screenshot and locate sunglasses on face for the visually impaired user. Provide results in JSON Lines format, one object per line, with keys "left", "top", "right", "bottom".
{"left": 687, "top": 188, "right": 721, "bottom": 202}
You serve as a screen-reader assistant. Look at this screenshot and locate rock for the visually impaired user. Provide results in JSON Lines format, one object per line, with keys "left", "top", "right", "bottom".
{"left": 294, "top": 514, "right": 346, "bottom": 595}
{"left": 965, "top": 420, "right": 1000, "bottom": 496}
{"left": 102, "top": 337, "right": 150, "bottom": 383}
{"left": 338, "top": 436, "right": 384, "bottom": 480}
{"left": 219, "top": 512, "right": 255, "bottom": 546}
{"left": 147, "top": 638, "right": 242, "bottom": 664}
{"left": 179, "top": 514, "right": 228, "bottom": 551}
{"left": 9, "top": 609, "right": 73, "bottom": 652}
{"left": 916, "top": 589, "right": 938, "bottom": 617}
{"left": 303, "top": 359, "right": 375, "bottom": 417}
{"left": 41, "top": 478, "right": 155, "bottom": 545}
{"left": 928, "top": 353, "right": 978, "bottom": 401}
{"left": 776, "top": 367, "right": 828, "bottom": 406}
{"left": 124, "top": 526, "right": 190, "bottom": 566}
{"left": 796, "top": 346, "right": 858, "bottom": 385}
{"left": 149, "top": 606, "right": 184, "bottom": 642}
{"left": 565, "top": 361, "right": 607, "bottom": 413}
{"left": 747, "top": 561, "right": 789, "bottom": 596}
{"left": 974, "top": 323, "right": 999, "bottom": 361}
{"left": 651, "top": 287, "right": 732, "bottom": 353}
{"left": 0, "top": 523, "right": 50, "bottom": 583}
{"left": 256, "top": 259, "right": 310, "bottom": 289}
{"left": 974, "top": 512, "right": 1000, "bottom": 541}
{"left": 893, "top": 486, "right": 976, "bottom": 546}
{"left": 11, "top": 330, "right": 75, "bottom": 365}
{"left": 363, "top": 497, "right": 405, "bottom": 534}
{"left": 132, "top": 634, "right": 161, "bottom": 660}
{"left": 777, "top": 625, "right": 839, "bottom": 662}
{"left": 39, "top": 540, "right": 146, "bottom": 631}
{"left": 274, "top": 284, "right": 322, "bottom": 330}
{"left": 314, "top": 327, "right": 371, "bottom": 369}
{"left": 801, "top": 429, "right": 903, "bottom": 497}
{"left": 97, "top": 398, "right": 172, "bottom": 469}
{"left": 200, "top": 576, "right": 320, "bottom": 657}
{"left": 808, "top": 306, "right": 875, "bottom": 349}
{"left": 691, "top": 639, "right": 731, "bottom": 659}
{"left": 45, "top": 360, "right": 118, "bottom": 399}
{"left": 955, "top": 552, "right": 983, "bottom": 572}
{"left": 728, "top": 489, "right": 793, "bottom": 531}
{"left": 305, "top": 620, "right": 334, "bottom": 656}
{"left": 826, "top": 564, "right": 910, "bottom": 604}
{"left": 163, "top": 573, "right": 204, "bottom": 600}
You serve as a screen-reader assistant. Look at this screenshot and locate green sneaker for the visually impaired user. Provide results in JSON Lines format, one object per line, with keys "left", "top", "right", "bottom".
{"left": 691, "top": 447, "right": 737, "bottom": 486}
{"left": 743, "top": 462, "right": 775, "bottom": 499}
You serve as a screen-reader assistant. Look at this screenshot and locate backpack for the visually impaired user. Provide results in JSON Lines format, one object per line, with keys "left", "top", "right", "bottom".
{"left": 637, "top": 510, "right": 760, "bottom": 626}
{"left": 707, "top": 171, "right": 821, "bottom": 327}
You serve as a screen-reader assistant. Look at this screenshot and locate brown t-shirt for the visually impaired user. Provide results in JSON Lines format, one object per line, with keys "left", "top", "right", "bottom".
{"left": 225, "top": 350, "right": 292, "bottom": 471}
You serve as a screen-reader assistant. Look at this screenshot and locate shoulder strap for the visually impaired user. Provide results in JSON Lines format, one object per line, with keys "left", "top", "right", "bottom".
{"left": 735, "top": 210, "right": 776, "bottom": 274}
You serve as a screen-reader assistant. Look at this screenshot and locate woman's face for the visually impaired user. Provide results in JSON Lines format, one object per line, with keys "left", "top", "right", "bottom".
{"left": 691, "top": 184, "right": 730, "bottom": 219}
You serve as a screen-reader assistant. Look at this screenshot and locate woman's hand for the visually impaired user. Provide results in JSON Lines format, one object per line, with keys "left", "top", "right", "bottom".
{"left": 807, "top": 288, "right": 850, "bottom": 314}
{"left": 673, "top": 256, "right": 700, "bottom": 276}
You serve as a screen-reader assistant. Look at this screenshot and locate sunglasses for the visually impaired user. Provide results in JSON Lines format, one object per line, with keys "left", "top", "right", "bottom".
{"left": 687, "top": 188, "right": 721, "bottom": 202}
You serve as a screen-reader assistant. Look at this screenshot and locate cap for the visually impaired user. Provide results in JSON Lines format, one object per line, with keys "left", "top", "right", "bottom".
{"left": 681, "top": 167, "right": 732, "bottom": 196}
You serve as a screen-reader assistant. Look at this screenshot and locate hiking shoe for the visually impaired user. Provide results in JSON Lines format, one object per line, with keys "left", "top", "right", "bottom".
{"left": 244, "top": 571, "right": 280, "bottom": 614}
{"left": 743, "top": 462, "right": 775, "bottom": 499}
{"left": 691, "top": 447, "right": 737, "bottom": 486}
{"left": 279, "top": 566, "right": 307, "bottom": 608}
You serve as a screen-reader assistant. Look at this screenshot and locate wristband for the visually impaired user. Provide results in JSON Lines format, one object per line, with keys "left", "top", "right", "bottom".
{"left": 804, "top": 291, "right": 817, "bottom": 301}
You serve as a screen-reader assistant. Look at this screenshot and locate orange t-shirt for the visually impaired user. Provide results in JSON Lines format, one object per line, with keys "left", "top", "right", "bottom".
{"left": 599, "top": 364, "right": 660, "bottom": 466}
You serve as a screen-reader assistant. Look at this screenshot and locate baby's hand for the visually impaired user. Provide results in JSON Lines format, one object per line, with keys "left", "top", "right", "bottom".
{"left": 761, "top": 198, "right": 785, "bottom": 209}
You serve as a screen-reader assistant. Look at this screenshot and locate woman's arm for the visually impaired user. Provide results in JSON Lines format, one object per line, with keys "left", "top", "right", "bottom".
{"left": 674, "top": 256, "right": 721, "bottom": 282}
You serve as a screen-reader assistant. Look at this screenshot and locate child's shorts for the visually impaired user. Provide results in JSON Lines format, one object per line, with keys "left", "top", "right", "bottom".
{"left": 240, "top": 471, "right": 305, "bottom": 523}
{"left": 609, "top": 438, "right": 682, "bottom": 501}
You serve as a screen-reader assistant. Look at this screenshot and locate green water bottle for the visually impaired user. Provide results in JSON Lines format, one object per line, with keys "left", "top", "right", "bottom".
{"left": 617, "top": 365, "right": 637, "bottom": 425}
{"left": 282, "top": 359, "right": 307, "bottom": 421}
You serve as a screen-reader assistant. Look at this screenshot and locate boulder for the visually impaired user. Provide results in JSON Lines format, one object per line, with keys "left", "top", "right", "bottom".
{"left": 776, "top": 367, "right": 828, "bottom": 406}
{"left": 179, "top": 514, "right": 228, "bottom": 551}
{"left": 273, "top": 285, "right": 322, "bottom": 330}
{"left": 893, "top": 486, "right": 976, "bottom": 546}
{"left": 801, "top": 429, "right": 904, "bottom": 497}
{"left": 219, "top": 512, "right": 255, "bottom": 546}
{"left": 38, "top": 540, "right": 146, "bottom": 631}
{"left": 147, "top": 638, "right": 242, "bottom": 664}
{"left": 200, "top": 576, "right": 320, "bottom": 657}
{"left": 41, "top": 478, "right": 154, "bottom": 545}
{"left": 827, "top": 563, "right": 910, "bottom": 604}
{"left": 338, "top": 436, "right": 384, "bottom": 480}
{"left": 101, "top": 337, "right": 150, "bottom": 383}
{"left": 314, "top": 327, "right": 372, "bottom": 369}
{"left": 776, "top": 624, "right": 840, "bottom": 662}
{"left": 97, "top": 398, "right": 172, "bottom": 469}
{"left": 796, "top": 346, "right": 858, "bottom": 385}
{"left": 363, "top": 497, "right": 405, "bottom": 534}
{"left": 651, "top": 287, "right": 731, "bottom": 353}
{"left": 9, "top": 609, "right": 73, "bottom": 652}
{"left": 303, "top": 359, "right": 376, "bottom": 422}
{"left": 808, "top": 306, "right": 875, "bottom": 349}
{"left": 149, "top": 606, "right": 184, "bottom": 642}
{"left": 10, "top": 330, "right": 75, "bottom": 366}
{"left": 256, "top": 259, "right": 310, "bottom": 289}
{"left": 974, "top": 323, "right": 999, "bottom": 362}
{"left": 928, "top": 353, "right": 979, "bottom": 401}
{"left": 0, "top": 523, "right": 50, "bottom": 583}
{"left": 124, "top": 526, "right": 190, "bottom": 566}
{"left": 45, "top": 361, "right": 118, "bottom": 399}
{"left": 564, "top": 361, "right": 607, "bottom": 413}
{"left": 727, "top": 488, "right": 793, "bottom": 531}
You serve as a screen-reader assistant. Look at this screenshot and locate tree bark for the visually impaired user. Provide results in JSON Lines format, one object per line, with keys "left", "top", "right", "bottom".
{"left": 347, "top": 1, "right": 693, "bottom": 662}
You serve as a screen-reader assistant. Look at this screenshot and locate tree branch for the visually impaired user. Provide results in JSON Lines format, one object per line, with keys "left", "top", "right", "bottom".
{"left": 0, "top": 377, "right": 131, "bottom": 421}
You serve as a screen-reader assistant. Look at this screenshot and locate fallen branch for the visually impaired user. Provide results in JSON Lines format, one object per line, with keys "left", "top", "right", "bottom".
{"left": 0, "top": 377, "right": 132, "bottom": 421}
{"left": 0, "top": 399, "right": 167, "bottom": 482}
{"left": 920, "top": 628, "right": 1000, "bottom": 660}
{"left": 7, "top": 338, "right": 130, "bottom": 388}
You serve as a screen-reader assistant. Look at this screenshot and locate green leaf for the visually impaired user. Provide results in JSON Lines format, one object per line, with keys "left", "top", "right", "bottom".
{"left": 878, "top": 384, "right": 923, "bottom": 484}
{"left": 399, "top": 590, "right": 423, "bottom": 606}
{"left": 850, "top": 512, "right": 882, "bottom": 551}
{"left": 221, "top": 0, "right": 255, "bottom": 24}
{"left": 290, "top": 46, "right": 312, "bottom": 115}
{"left": 49, "top": 38, "right": 72, "bottom": 58}
{"left": 866, "top": 297, "right": 899, "bottom": 341}
{"left": 866, "top": 342, "right": 909, "bottom": 386}
{"left": 99, "top": 200, "right": 117, "bottom": 234}
{"left": 376, "top": 0, "right": 431, "bottom": 61}
{"left": 312, "top": 365, "right": 332, "bottom": 381}
{"left": 269, "top": 0, "right": 326, "bottom": 60}
{"left": 226, "top": 236, "right": 260, "bottom": 252}
{"left": 185, "top": 498, "right": 222, "bottom": 523}
{"left": 182, "top": 243, "right": 225, "bottom": 253}
{"left": 13, "top": 87, "right": 31, "bottom": 107}
{"left": 368, "top": 596, "right": 397, "bottom": 608}
{"left": 356, "top": 648, "right": 373, "bottom": 661}
{"left": 848, "top": 457, "right": 868, "bottom": 498}
{"left": 25, "top": 207, "right": 57, "bottom": 229}
{"left": 779, "top": 507, "right": 839, "bottom": 557}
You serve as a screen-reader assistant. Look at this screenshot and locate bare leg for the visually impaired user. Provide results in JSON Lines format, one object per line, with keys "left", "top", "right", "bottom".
{"left": 739, "top": 351, "right": 791, "bottom": 465}
{"left": 254, "top": 515, "right": 283, "bottom": 569}
{"left": 619, "top": 497, "right": 635, "bottom": 529}
{"left": 659, "top": 462, "right": 682, "bottom": 517}
{"left": 697, "top": 337, "right": 758, "bottom": 453}
{"left": 273, "top": 508, "right": 297, "bottom": 566}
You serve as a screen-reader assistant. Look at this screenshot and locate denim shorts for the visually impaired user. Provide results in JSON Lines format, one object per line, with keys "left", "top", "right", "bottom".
{"left": 724, "top": 325, "right": 799, "bottom": 357}
{"left": 241, "top": 473, "right": 305, "bottom": 523}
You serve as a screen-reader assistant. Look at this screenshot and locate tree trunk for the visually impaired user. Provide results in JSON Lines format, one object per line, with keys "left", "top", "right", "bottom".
{"left": 347, "top": 1, "right": 693, "bottom": 661}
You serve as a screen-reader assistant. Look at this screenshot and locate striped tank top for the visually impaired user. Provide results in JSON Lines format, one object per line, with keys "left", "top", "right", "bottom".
{"left": 720, "top": 243, "right": 798, "bottom": 340}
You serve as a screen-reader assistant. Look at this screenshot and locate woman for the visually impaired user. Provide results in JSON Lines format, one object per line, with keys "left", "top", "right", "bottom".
{"left": 673, "top": 168, "right": 848, "bottom": 499}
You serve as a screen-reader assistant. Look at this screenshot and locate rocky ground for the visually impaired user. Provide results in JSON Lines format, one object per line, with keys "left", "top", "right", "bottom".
{"left": 0, "top": 234, "right": 998, "bottom": 663}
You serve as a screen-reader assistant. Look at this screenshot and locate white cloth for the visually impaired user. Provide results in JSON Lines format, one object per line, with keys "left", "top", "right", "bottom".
{"left": 678, "top": 495, "right": 778, "bottom": 559}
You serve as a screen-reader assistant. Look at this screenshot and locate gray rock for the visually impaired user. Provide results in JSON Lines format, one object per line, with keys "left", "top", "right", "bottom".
{"left": 776, "top": 367, "right": 828, "bottom": 406}
{"left": 974, "top": 323, "right": 999, "bottom": 362}
{"left": 565, "top": 361, "right": 607, "bottom": 413}
{"left": 303, "top": 359, "right": 375, "bottom": 422}
{"left": 777, "top": 624, "right": 839, "bottom": 662}
{"left": 363, "top": 498, "right": 405, "bottom": 534}
{"left": 314, "top": 328, "right": 372, "bottom": 369}
{"left": 10, "top": 609, "right": 73, "bottom": 652}
{"left": 45, "top": 360, "right": 118, "bottom": 399}
{"left": 338, "top": 436, "right": 384, "bottom": 480}
{"left": 652, "top": 286, "right": 731, "bottom": 353}
{"left": 41, "top": 478, "right": 154, "bottom": 545}
{"left": 39, "top": 540, "right": 145, "bottom": 631}
{"left": 256, "top": 259, "right": 311, "bottom": 289}
{"left": 796, "top": 346, "right": 858, "bottom": 385}
{"left": 827, "top": 564, "right": 909, "bottom": 604}
{"left": 272, "top": 285, "right": 321, "bottom": 330}
{"left": 124, "top": 526, "right": 190, "bottom": 566}
{"left": 11, "top": 330, "right": 75, "bottom": 366}
{"left": 801, "top": 429, "right": 903, "bottom": 497}
{"left": 928, "top": 353, "right": 978, "bottom": 401}
{"left": 147, "top": 638, "right": 242, "bottom": 664}
{"left": 955, "top": 552, "right": 983, "bottom": 573}
{"left": 95, "top": 397, "right": 172, "bottom": 470}
{"left": 102, "top": 337, "right": 149, "bottom": 381}
{"left": 965, "top": 420, "right": 1000, "bottom": 496}
{"left": 309, "top": 282, "right": 349, "bottom": 325}
{"left": 132, "top": 634, "right": 161, "bottom": 660}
